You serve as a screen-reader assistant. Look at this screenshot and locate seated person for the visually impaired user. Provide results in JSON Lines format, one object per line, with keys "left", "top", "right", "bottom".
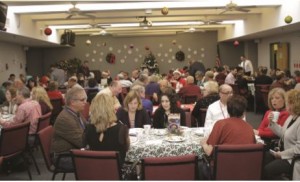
{"left": 85, "top": 78, "right": 99, "bottom": 103}
{"left": 32, "top": 86, "right": 53, "bottom": 115}
{"left": 205, "top": 84, "right": 233, "bottom": 134}
{"left": 116, "top": 91, "right": 151, "bottom": 128}
{"left": 1, "top": 86, "right": 18, "bottom": 115}
{"left": 0, "top": 87, "right": 41, "bottom": 134}
{"left": 47, "top": 81, "right": 65, "bottom": 105}
{"left": 178, "top": 76, "right": 202, "bottom": 101}
{"left": 254, "top": 88, "right": 289, "bottom": 145}
{"left": 153, "top": 92, "right": 186, "bottom": 128}
{"left": 131, "top": 85, "right": 153, "bottom": 114}
{"left": 192, "top": 81, "right": 219, "bottom": 126}
{"left": 26, "top": 77, "right": 37, "bottom": 91}
{"left": 200, "top": 95, "right": 255, "bottom": 157}
{"left": 51, "top": 87, "right": 87, "bottom": 170}
{"left": 84, "top": 93, "right": 129, "bottom": 165}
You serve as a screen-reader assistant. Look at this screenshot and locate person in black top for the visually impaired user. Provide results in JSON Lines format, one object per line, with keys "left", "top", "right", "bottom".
{"left": 84, "top": 94, "right": 129, "bottom": 165}
{"left": 116, "top": 91, "right": 151, "bottom": 128}
{"left": 153, "top": 92, "right": 186, "bottom": 128}
{"left": 255, "top": 66, "right": 273, "bottom": 85}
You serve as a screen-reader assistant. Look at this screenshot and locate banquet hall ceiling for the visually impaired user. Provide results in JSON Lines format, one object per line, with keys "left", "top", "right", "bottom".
{"left": 4, "top": 0, "right": 284, "bottom": 38}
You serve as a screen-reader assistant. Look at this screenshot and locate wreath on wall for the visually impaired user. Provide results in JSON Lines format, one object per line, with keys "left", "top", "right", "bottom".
{"left": 175, "top": 50, "right": 185, "bottom": 62}
{"left": 106, "top": 53, "right": 116, "bottom": 64}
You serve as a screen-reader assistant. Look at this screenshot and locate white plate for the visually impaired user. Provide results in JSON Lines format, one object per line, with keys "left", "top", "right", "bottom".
{"left": 129, "top": 128, "right": 143, "bottom": 136}
{"left": 130, "top": 136, "right": 138, "bottom": 143}
{"left": 165, "top": 136, "right": 185, "bottom": 142}
{"left": 154, "top": 129, "right": 167, "bottom": 136}
{"left": 194, "top": 129, "right": 204, "bottom": 136}
{"left": 180, "top": 126, "right": 188, "bottom": 130}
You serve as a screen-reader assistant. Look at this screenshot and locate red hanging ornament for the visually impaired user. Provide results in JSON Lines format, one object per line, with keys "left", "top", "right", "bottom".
{"left": 44, "top": 27, "right": 52, "bottom": 36}
{"left": 233, "top": 40, "right": 239, "bottom": 47}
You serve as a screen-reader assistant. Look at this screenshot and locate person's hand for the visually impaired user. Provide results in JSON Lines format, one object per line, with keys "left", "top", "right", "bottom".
{"left": 268, "top": 112, "right": 274, "bottom": 122}
{"left": 200, "top": 137, "right": 208, "bottom": 146}
{"left": 253, "top": 129, "right": 259, "bottom": 135}
{"left": 271, "top": 150, "right": 282, "bottom": 159}
{"left": 153, "top": 93, "right": 158, "bottom": 102}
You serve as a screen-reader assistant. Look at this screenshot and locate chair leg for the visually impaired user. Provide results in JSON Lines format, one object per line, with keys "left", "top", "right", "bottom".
{"left": 21, "top": 153, "right": 32, "bottom": 180}
{"left": 62, "top": 173, "right": 66, "bottom": 180}
{"left": 28, "top": 148, "right": 40, "bottom": 175}
{"left": 52, "top": 172, "right": 56, "bottom": 180}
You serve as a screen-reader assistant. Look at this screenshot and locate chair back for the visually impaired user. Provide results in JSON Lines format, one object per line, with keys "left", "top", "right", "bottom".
{"left": 185, "top": 112, "right": 192, "bottom": 127}
{"left": 199, "top": 108, "right": 207, "bottom": 127}
{"left": 0, "top": 122, "right": 30, "bottom": 157}
{"left": 182, "top": 95, "right": 198, "bottom": 104}
{"left": 71, "top": 149, "right": 122, "bottom": 180}
{"left": 50, "top": 98, "right": 64, "bottom": 122}
{"left": 37, "top": 112, "right": 52, "bottom": 132}
{"left": 213, "top": 144, "right": 265, "bottom": 180}
{"left": 141, "top": 154, "right": 198, "bottom": 180}
{"left": 255, "top": 84, "right": 271, "bottom": 113}
{"left": 38, "top": 126, "right": 54, "bottom": 171}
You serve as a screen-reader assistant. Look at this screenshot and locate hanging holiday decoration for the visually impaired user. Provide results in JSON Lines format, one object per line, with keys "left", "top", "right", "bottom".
{"left": 233, "top": 40, "right": 239, "bottom": 47}
{"left": 130, "top": 44, "right": 134, "bottom": 49}
{"left": 172, "top": 40, "right": 177, "bottom": 45}
{"left": 44, "top": 27, "right": 52, "bottom": 36}
{"left": 161, "top": 7, "right": 169, "bottom": 15}
{"left": 106, "top": 53, "right": 116, "bottom": 64}
{"left": 86, "top": 39, "right": 91, "bottom": 46}
{"left": 284, "top": 15, "right": 293, "bottom": 24}
{"left": 141, "top": 51, "right": 159, "bottom": 74}
{"left": 175, "top": 50, "right": 185, "bottom": 62}
{"left": 145, "top": 46, "right": 150, "bottom": 51}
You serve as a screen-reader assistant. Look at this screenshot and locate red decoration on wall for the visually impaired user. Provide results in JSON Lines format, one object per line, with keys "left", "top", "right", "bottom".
{"left": 233, "top": 40, "right": 239, "bottom": 47}
{"left": 44, "top": 27, "right": 52, "bottom": 36}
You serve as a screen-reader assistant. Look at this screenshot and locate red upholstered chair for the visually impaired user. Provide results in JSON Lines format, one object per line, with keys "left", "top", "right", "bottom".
{"left": 71, "top": 149, "right": 122, "bottom": 180}
{"left": 0, "top": 122, "right": 32, "bottom": 179}
{"left": 212, "top": 144, "right": 265, "bottom": 180}
{"left": 38, "top": 126, "right": 73, "bottom": 180}
{"left": 255, "top": 84, "right": 271, "bottom": 113}
{"left": 28, "top": 112, "right": 52, "bottom": 175}
{"left": 141, "top": 154, "right": 198, "bottom": 180}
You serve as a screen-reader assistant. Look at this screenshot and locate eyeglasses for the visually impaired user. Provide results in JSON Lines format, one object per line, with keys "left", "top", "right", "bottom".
{"left": 220, "top": 91, "right": 233, "bottom": 95}
{"left": 73, "top": 98, "right": 87, "bottom": 102}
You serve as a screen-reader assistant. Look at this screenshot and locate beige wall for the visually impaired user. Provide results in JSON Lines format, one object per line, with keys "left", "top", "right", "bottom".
{"left": 27, "top": 31, "right": 218, "bottom": 78}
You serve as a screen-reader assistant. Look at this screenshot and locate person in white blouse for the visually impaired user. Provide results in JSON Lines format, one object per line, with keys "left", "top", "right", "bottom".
{"left": 204, "top": 84, "right": 233, "bottom": 136}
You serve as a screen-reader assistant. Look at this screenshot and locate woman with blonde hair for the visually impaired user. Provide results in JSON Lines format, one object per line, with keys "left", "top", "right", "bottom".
{"left": 254, "top": 88, "right": 289, "bottom": 144}
{"left": 116, "top": 90, "right": 151, "bottom": 128}
{"left": 84, "top": 94, "right": 129, "bottom": 165}
{"left": 32, "top": 86, "right": 53, "bottom": 115}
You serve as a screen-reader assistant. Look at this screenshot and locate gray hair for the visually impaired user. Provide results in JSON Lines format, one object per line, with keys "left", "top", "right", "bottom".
{"left": 131, "top": 84, "right": 145, "bottom": 94}
{"left": 17, "top": 87, "right": 31, "bottom": 98}
{"left": 65, "top": 87, "right": 85, "bottom": 105}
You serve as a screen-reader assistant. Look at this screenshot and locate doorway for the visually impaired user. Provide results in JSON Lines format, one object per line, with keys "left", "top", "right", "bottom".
{"left": 270, "top": 42, "right": 289, "bottom": 70}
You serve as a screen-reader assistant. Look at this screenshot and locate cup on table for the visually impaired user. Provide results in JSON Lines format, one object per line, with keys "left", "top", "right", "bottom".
{"left": 143, "top": 124, "right": 151, "bottom": 135}
{"left": 1, "top": 106, "right": 8, "bottom": 115}
{"left": 271, "top": 111, "right": 280, "bottom": 123}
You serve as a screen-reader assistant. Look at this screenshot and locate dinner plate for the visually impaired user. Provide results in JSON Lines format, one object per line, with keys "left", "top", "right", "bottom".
{"left": 1, "top": 114, "right": 12, "bottom": 119}
{"left": 180, "top": 126, "right": 189, "bottom": 130}
{"left": 129, "top": 128, "right": 143, "bottom": 136}
{"left": 194, "top": 129, "right": 204, "bottom": 136}
{"left": 164, "top": 136, "right": 185, "bottom": 142}
{"left": 153, "top": 129, "right": 167, "bottom": 136}
{"left": 130, "top": 136, "right": 138, "bottom": 143}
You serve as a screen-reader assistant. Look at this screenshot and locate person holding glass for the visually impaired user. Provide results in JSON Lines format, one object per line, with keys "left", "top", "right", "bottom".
{"left": 152, "top": 91, "right": 186, "bottom": 128}
{"left": 253, "top": 88, "right": 289, "bottom": 147}
{"left": 116, "top": 90, "right": 151, "bottom": 128}
{"left": 264, "top": 89, "right": 300, "bottom": 180}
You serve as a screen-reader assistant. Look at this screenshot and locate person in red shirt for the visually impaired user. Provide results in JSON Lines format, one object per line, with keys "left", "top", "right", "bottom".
{"left": 47, "top": 81, "right": 65, "bottom": 105}
{"left": 178, "top": 76, "right": 202, "bottom": 100}
{"left": 254, "top": 88, "right": 289, "bottom": 144}
{"left": 200, "top": 95, "right": 255, "bottom": 157}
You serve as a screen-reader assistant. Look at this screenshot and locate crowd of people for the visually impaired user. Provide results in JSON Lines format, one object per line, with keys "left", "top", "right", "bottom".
{"left": 0, "top": 57, "right": 300, "bottom": 180}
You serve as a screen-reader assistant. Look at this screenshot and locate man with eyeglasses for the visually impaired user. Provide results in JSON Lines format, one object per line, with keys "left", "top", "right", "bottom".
{"left": 204, "top": 84, "right": 233, "bottom": 136}
{"left": 51, "top": 87, "right": 87, "bottom": 170}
